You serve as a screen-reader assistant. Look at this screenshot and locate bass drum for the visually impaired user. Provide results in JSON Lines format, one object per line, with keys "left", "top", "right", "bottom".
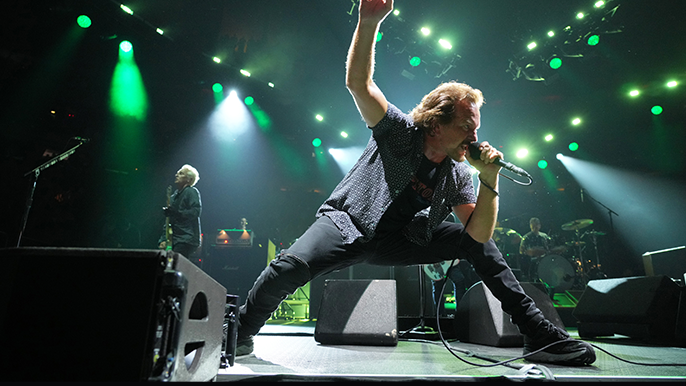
{"left": 536, "top": 255, "right": 576, "bottom": 292}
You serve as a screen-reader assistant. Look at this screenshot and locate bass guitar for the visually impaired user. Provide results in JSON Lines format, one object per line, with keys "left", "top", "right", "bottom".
{"left": 422, "top": 260, "right": 459, "bottom": 281}
{"left": 164, "top": 185, "right": 173, "bottom": 251}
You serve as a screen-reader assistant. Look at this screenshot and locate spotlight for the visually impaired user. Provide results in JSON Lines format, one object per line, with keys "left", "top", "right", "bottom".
{"left": 315, "top": 114, "right": 324, "bottom": 122}
{"left": 244, "top": 96, "right": 254, "bottom": 106}
{"left": 312, "top": 138, "right": 322, "bottom": 147}
{"left": 549, "top": 56, "right": 562, "bottom": 69}
{"left": 538, "top": 160, "right": 548, "bottom": 169}
{"left": 76, "top": 15, "right": 92, "bottom": 29}
{"left": 212, "top": 83, "right": 223, "bottom": 93}
{"left": 569, "top": 142, "right": 579, "bottom": 151}
{"left": 629, "top": 89, "right": 639, "bottom": 97}
{"left": 587, "top": 34, "right": 600, "bottom": 46}
{"left": 651, "top": 105, "right": 663, "bottom": 115}
{"left": 667, "top": 80, "right": 678, "bottom": 88}
{"left": 119, "top": 40, "right": 133, "bottom": 53}
{"left": 409, "top": 56, "right": 421, "bottom": 67}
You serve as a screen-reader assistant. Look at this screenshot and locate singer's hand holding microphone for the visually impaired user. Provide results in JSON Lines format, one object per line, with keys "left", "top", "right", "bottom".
{"left": 468, "top": 141, "right": 532, "bottom": 179}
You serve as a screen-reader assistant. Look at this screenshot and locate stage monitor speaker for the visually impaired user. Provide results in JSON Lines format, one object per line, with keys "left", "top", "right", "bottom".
{"left": 314, "top": 279, "right": 398, "bottom": 346}
{"left": 573, "top": 275, "right": 682, "bottom": 344}
{"left": 454, "top": 281, "right": 565, "bottom": 347}
{"left": 0, "top": 247, "right": 226, "bottom": 382}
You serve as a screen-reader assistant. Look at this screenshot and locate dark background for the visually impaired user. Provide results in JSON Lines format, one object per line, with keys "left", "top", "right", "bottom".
{"left": 2, "top": 0, "right": 685, "bottom": 279}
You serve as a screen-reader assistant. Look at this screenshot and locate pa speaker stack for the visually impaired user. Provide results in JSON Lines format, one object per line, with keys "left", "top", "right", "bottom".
{"left": 0, "top": 247, "right": 227, "bottom": 381}
{"left": 573, "top": 275, "right": 685, "bottom": 346}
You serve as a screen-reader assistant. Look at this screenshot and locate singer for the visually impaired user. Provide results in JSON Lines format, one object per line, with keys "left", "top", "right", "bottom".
{"left": 235, "top": 0, "right": 594, "bottom": 366}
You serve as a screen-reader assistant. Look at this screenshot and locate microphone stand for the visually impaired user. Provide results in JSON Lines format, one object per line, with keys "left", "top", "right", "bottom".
{"left": 407, "top": 265, "right": 437, "bottom": 338}
{"left": 16, "top": 141, "right": 87, "bottom": 247}
{"left": 582, "top": 191, "right": 619, "bottom": 276}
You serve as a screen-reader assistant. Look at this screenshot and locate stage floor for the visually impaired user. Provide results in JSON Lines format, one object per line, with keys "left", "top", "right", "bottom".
{"left": 219, "top": 319, "right": 686, "bottom": 382}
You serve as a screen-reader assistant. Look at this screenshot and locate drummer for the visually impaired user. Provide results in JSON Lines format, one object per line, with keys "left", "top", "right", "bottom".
{"left": 519, "top": 217, "right": 565, "bottom": 280}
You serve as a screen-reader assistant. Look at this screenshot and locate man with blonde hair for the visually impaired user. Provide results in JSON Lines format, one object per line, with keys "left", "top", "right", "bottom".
{"left": 159, "top": 164, "right": 202, "bottom": 259}
{"left": 235, "top": 0, "right": 594, "bottom": 366}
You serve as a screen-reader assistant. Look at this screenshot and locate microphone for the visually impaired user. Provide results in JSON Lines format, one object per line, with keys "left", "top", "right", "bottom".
{"left": 73, "top": 136, "right": 91, "bottom": 143}
{"left": 468, "top": 142, "right": 531, "bottom": 178}
{"left": 580, "top": 188, "right": 584, "bottom": 203}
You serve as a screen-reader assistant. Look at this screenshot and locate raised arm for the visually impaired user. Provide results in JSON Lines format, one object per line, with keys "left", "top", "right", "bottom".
{"left": 345, "top": 0, "right": 393, "bottom": 127}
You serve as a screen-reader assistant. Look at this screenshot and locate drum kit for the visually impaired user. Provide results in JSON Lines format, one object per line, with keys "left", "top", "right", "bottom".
{"left": 491, "top": 218, "right": 608, "bottom": 292}
{"left": 534, "top": 218, "right": 607, "bottom": 292}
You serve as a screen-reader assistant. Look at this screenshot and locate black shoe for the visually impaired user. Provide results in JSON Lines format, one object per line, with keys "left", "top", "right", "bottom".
{"left": 523, "top": 319, "right": 596, "bottom": 366}
{"left": 235, "top": 336, "right": 254, "bottom": 357}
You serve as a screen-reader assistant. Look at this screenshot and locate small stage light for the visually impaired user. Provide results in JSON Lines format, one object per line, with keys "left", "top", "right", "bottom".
{"left": 667, "top": 80, "right": 678, "bottom": 88}
{"left": 409, "top": 56, "right": 421, "bottom": 67}
{"left": 212, "top": 83, "right": 223, "bottom": 93}
{"left": 120, "top": 5, "right": 134, "bottom": 15}
{"left": 77, "top": 15, "right": 92, "bottom": 29}
{"left": 651, "top": 105, "right": 663, "bottom": 115}
{"left": 315, "top": 114, "right": 324, "bottom": 122}
{"left": 244, "top": 96, "right": 254, "bottom": 106}
{"left": 240, "top": 69, "right": 251, "bottom": 77}
{"left": 421, "top": 27, "right": 431, "bottom": 36}
{"left": 156, "top": 28, "right": 164, "bottom": 35}
{"left": 538, "top": 160, "right": 548, "bottom": 169}
{"left": 213, "top": 57, "right": 221, "bottom": 63}
{"left": 569, "top": 142, "right": 579, "bottom": 151}
{"left": 547, "top": 31, "right": 555, "bottom": 37}
{"left": 312, "top": 138, "right": 322, "bottom": 147}
{"left": 527, "top": 42, "right": 537, "bottom": 50}
{"left": 119, "top": 40, "right": 133, "bottom": 53}
{"left": 572, "top": 118, "right": 581, "bottom": 125}
{"left": 545, "top": 134, "right": 554, "bottom": 141}
{"left": 549, "top": 57, "right": 562, "bottom": 69}
{"left": 629, "top": 89, "right": 640, "bottom": 97}
{"left": 587, "top": 34, "right": 600, "bottom": 46}
{"left": 438, "top": 39, "right": 452, "bottom": 50}
{"left": 340, "top": 131, "right": 349, "bottom": 138}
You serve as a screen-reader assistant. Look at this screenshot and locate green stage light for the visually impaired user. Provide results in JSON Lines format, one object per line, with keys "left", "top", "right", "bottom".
{"left": 376, "top": 32, "right": 383, "bottom": 42}
{"left": 595, "top": 1, "right": 605, "bottom": 8}
{"left": 538, "top": 160, "right": 548, "bottom": 169}
{"left": 516, "top": 148, "right": 529, "bottom": 159}
{"left": 545, "top": 134, "right": 554, "bottom": 141}
{"left": 244, "top": 96, "right": 254, "bottom": 106}
{"left": 312, "top": 138, "right": 322, "bottom": 147}
{"left": 212, "top": 83, "right": 223, "bottom": 93}
{"left": 119, "top": 40, "right": 133, "bottom": 53}
{"left": 420, "top": 27, "right": 431, "bottom": 36}
{"left": 587, "top": 34, "right": 600, "bottom": 46}
{"left": 549, "top": 57, "right": 562, "bottom": 69}
{"left": 438, "top": 39, "right": 452, "bottom": 50}
{"left": 651, "top": 105, "right": 663, "bottom": 115}
{"left": 240, "top": 69, "right": 251, "bottom": 77}
{"left": 547, "top": 31, "right": 555, "bottom": 37}
{"left": 527, "top": 42, "right": 537, "bottom": 50}
{"left": 76, "top": 15, "right": 92, "bottom": 29}
{"left": 315, "top": 114, "right": 323, "bottom": 122}
{"left": 569, "top": 142, "right": 579, "bottom": 151}
{"left": 213, "top": 57, "right": 221, "bottom": 63}
{"left": 409, "top": 56, "right": 421, "bottom": 67}
{"left": 629, "top": 89, "right": 640, "bottom": 97}
{"left": 340, "top": 131, "right": 349, "bottom": 138}
{"left": 667, "top": 80, "right": 678, "bottom": 88}
{"left": 572, "top": 118, "right": 581, "bottom": 125}
{"left": 120, "top": 4, "right": 134, "bottom": 15}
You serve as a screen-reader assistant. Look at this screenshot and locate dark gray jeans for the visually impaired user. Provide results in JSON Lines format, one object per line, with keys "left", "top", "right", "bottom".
{"left": 237, "top": 215, "right": 543, "bottom": 339}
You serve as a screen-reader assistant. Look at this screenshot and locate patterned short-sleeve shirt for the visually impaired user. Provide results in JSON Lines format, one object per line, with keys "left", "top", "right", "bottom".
{"left": 316, "top": 103, "right": 476, "bottom": 246}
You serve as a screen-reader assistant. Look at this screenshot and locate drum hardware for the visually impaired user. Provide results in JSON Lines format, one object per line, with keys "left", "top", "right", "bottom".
{"left": 534, "top": 255, "right": 578, "bottom": 293}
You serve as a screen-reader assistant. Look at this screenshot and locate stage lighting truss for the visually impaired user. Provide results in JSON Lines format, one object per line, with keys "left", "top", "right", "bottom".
{"left": 506, "top": 1, "right": 622, "bottom": 84}
{"left": 374, "top": 11, "right": 463, "bottom": 81}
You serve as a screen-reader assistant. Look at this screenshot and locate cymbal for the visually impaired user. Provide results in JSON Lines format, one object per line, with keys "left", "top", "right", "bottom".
{"left": 493, "top": 227, "right": 522, "bottom": 243}
{"left": 561, "top": 219, "right": 593, "bottom": 231}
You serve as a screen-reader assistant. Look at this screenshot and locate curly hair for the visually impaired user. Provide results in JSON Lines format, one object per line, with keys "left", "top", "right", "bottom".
{"left": 409, "top": 81, "right": 484, "bottom": 135}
